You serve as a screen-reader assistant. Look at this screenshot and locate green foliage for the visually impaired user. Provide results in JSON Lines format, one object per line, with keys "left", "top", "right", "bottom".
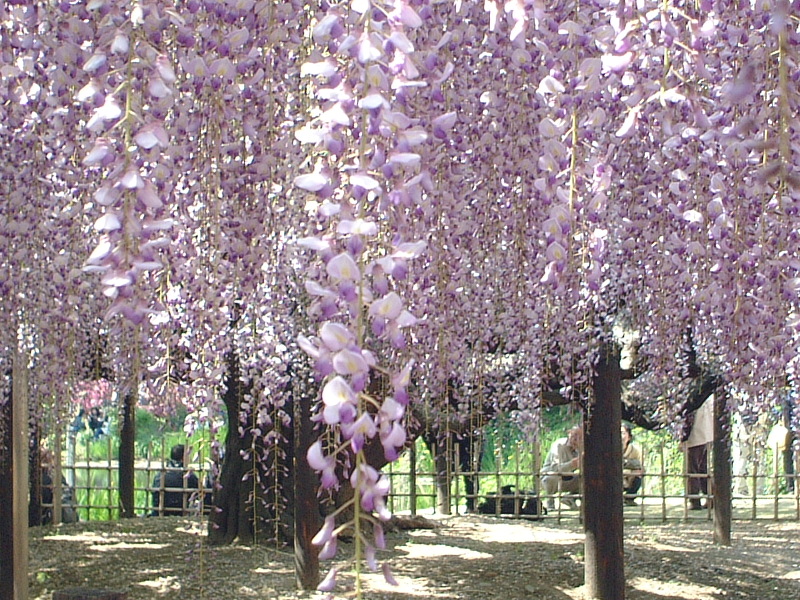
{"left": 134, "top": 407, "right": 164, "bottom": 449}
{"left": 73, "top": 434, "right": 118, "bottom": 462}
{"left": 387, "top": 438, "right": 438, "bottom": 512}
{"left": 72, "top": 468, "right": 154, "bottom": 519}
{"left": 477, "top": 405, "right": 579, "bottom": 494}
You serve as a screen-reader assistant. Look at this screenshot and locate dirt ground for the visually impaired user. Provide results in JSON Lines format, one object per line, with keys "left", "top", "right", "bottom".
{"left": 28, "top": 513, "right": 800, "bottom": 600}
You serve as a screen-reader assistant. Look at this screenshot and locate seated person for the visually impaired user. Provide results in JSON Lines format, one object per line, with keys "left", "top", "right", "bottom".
{"left": 151, "top": 444, "right": 199, "bottom": 516}
{"left": 541, "top": 425, "right": 582, "bottom": 510}
{"left": 622, "top": 422, "right": 643, "bottom": 505}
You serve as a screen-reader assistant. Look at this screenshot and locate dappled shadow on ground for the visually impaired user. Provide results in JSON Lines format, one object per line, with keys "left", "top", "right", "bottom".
{"left": 27, "top": 514, "right": 800, "bottom": 600}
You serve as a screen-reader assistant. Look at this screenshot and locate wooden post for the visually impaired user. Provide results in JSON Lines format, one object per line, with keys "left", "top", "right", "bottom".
{"left": 453, "top": 439, "right": 461, "bottom": 512}
{"left": 53, "top": 589, "right": 128, "bottom": 600}
{"left": 409, "top": 440, "right": 417, "bottom": 516}
{"left": 118, "top": 389, "right": 136, "bottom": 518}
{"left": 28, "top": 426, "right": 42, "bottom": 527}
{"left": 659, "top": 445, "right": 667, "bottom": 522}
{"left": 1, "top": 376, "right": 14, "bottom": 600}
{"left": 433, "top": 435, "right": 451, "bottom": 515}
{"left": 54, "top": 421, "right": 63, "bottom": 525}
{"left": 773, "top": 436, "right": 781, "bottom": 520}
{"left": 584, "top": 344, "right": 625, "bottom": 600}
{"left": 13, "top": 351, "right": 30, "bottom": 600}
{"left": 712, "top": 392, "right": 732, "bottom": 545}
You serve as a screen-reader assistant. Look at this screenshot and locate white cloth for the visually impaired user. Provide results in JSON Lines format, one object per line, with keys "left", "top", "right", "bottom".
{"left": 768, "top": 424, "right": 789, "bottom": 452}
{"left": 686, "top": 396, "right": 714, "bottom": 448}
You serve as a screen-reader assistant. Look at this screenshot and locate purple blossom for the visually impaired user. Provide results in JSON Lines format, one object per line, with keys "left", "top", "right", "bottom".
{"left": 307, "top": 442, "right": 338, "bottom": 489}
{"left": 341, "top": 412, "right": 377, "bottom": 453}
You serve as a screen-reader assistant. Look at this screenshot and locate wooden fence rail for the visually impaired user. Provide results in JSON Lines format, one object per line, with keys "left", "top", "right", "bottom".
{"left": 39, "top": 438, "right": 800, "bottom": 524}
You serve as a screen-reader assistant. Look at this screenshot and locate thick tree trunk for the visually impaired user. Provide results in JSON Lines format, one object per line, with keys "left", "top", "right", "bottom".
{"left": 208, "top": 353, "right": 278, "bottom": 546}
{"left": 584, "top": 345, "right": 625, "bottom": 600}
{"left": 294, "top": 391, "right": 321, "bottom": 590}
{"left": 0, "top": 378, "right": 14, "bottom": 600}
{"left": 208, "top": 355, "right": 249, "bottom": 545}
{"left": 118, "top": 390, "right": 136, "bottom": 518}
{"left": 712, "top": 391, "right": 732, "bottom": 546}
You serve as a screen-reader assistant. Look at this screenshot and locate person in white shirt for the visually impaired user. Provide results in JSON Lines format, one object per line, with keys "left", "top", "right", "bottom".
{"left": 541, "top": 425, "right": 582, "bottom": 510}
{"left": 622, "top": 422, "right": 644, "bottom": 506}
{"left": 682, "top": 397, "right": 714, "bottom": 510}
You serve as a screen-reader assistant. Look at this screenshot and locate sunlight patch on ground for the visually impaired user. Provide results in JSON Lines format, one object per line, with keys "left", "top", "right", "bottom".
{"left": 782, "top": 570, "right": 800, "bottom": 580}
{"left": 175, "top": 522, "right": 207, "bottom": 536}
{"left": 472, "top": 523, "right": 583, "bottom": 545}
{"left": 639, "top": 541, "right": 699, "bottom": 553}
{"left": 628, "top": 576, "right": 721, "bottom": 599}
{"left": 88, "top": 542, "right": 169, "bottom": 551}
{"left": 397, "top": 542, "right": 493, "bottom": 560}
{"left": 230, "top": 585, "right": 273, "bottom": 597}
{"left": 45, "top": 532, "right": 118, "bottom": 543}
{"left": 45, "top": 531, "right": 160, "bottom": 548}
{"left": 360, "top": 571, "right": 456, "bottom": 598}
{"left": 136, "top": 575, "right": 181, "bottom": 595}
{"left": 556, "top": 583, "right": 589, "bottom": 599}
{"left": 253, "top": 566, "right": 293, "bottom": 575}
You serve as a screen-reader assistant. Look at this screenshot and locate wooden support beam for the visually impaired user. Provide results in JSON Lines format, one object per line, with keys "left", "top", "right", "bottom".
{"left": 713, "top": 391, "right": 732, "bottom": 545}
{"left": 584, "top": 344, "right": 625, "bottom": 600}
{"left": 1, "top": 383, "right": 13, "bottom": 600}
{"left": 12, "top": 351, "right": 30, "bottom": 600}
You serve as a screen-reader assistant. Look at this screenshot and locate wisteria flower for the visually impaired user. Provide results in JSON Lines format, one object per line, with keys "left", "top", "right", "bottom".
{"left": 350, "top": 464, "right": 390, "bottom": 518}
{"left": 82, "top": 138, "right": 114, "bottom": 167}
{"left": 86, "top": 95, "right": 122, "bottom": 130}
{"left": 321, "top": 376, "right": 357, "bottom": 424}
{"left": 338, "top": 219, "right": 378, "bottom": 236}
{"left": 391, "top": 360, "right": 414, "bottom": 404}
{"left": 326, "top": 252, "right": 361, "bottom": 281}
{"left": 332, "top": 348, "right": 369, "bottom": 376}
{"left": 369, "top": 292, "right": 404, "bottom": 320}
{"left": 379, "top": 395, "right": 405, "bottom": 422}
{"left": 382, "top": 563, "right": 399, "bottom": 586}
{"left": 341, "top": 412, "right": 377, "bottom": 452}
{"left": 317, "top": 567, "right": 338, "bottom": 592}
{"left": 319, "top": 321, "right": 355, "bottom": 351}
{"left": 307, "top": 442, "right": 338, "bottom": 489}
{"left": 380, "top": 421, "right": 407, "bottom": 460}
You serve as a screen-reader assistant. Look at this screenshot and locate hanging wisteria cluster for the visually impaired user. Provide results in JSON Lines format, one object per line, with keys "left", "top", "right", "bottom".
{"left": 292, "top": 0, "right": 434, "bottom": 590}
{"left": 2, "top": 0, "right": 800, "bottom": 593}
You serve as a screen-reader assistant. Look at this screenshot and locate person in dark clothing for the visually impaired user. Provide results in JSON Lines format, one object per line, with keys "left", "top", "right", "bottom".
{"left": 151, "top": 444, "right": 199, "bottom": 516}
{"left": 88, "top": 407, "right": 107, "bottom": 439}
{"left": 69, "top": 408, "right": 87, "bottom": 435}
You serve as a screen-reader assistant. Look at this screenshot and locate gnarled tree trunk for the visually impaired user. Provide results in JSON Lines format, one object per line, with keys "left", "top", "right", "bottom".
{"left": 208, "top": 354, "right": 295, "bottom": 546}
